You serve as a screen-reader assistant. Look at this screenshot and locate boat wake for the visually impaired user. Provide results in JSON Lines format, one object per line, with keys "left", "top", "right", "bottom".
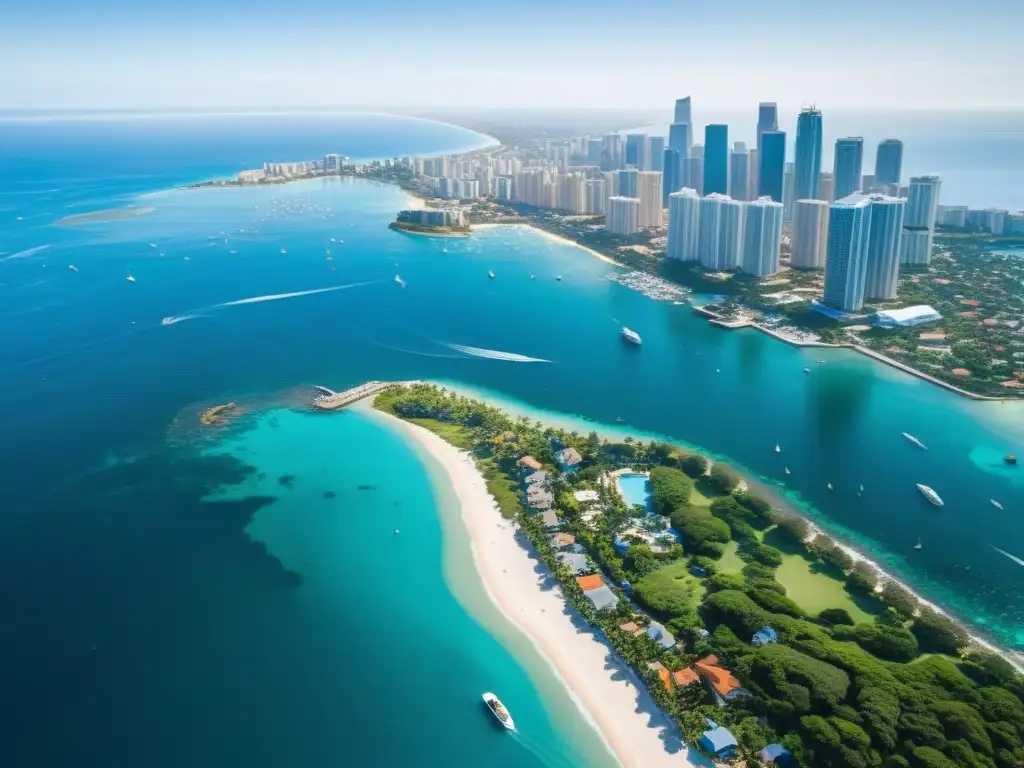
{"left": 161, "top": 314, "right": 205, "bottom": 326}
{"left": 989, "top": 543, "right": 1024, "bottom": 568}
{"left": 162, "top": 282, "right": 376, "bottom": 325}
{"left": 2, "top": 243, "right": 51, "bottom": 261}
{"left": 444, "top": 342, "right": 551, "bottom": 363}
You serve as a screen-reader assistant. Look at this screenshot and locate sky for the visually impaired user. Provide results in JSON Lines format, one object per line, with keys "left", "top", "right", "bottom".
{"left": 2, "top": 0, "right": 1021, "bottom": 111}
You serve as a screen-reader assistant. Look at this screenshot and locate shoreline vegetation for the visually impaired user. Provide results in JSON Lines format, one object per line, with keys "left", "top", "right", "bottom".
{"left": 372, "top": 382, "right": 1024, "bottom": 768}
{"left": 387, "top": 220, "right": 471, "bottom": 237}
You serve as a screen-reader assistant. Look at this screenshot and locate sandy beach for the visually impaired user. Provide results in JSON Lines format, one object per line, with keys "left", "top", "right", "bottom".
{"left": 474, "top": 222, "right": 622, "bottom": 267}
{"left": 362, "top": 404, "right": 709, "bottom": 768}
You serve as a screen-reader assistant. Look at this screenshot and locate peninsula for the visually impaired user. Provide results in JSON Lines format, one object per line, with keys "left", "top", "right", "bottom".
{"left": 371, "top": 382, "right": 1024, "bottom": 768}
{"left": 388, "top": 207, "right": 471, "bottom": 236}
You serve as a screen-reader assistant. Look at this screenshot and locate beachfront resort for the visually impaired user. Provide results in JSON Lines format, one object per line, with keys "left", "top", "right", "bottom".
{"left": 374, "top": 383, "right": 1024, "bottom": 768}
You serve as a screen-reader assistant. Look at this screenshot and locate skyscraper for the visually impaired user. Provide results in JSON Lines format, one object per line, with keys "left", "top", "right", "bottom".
{"left": 587, "top": 139, "right": 602, "bottom": 165}
{"left": 649, "top": 137, "right": 665, "bottom": 172}
{"left": 601, "top": 134, "right": 624, "bottom": 171}
{"left": 698, "top": 193, "right": 743, "bottom": 270}
{"left": 833, "top": 137, "right": 864, "bottom": 201}
{"left": 782, "top": 162, "right": 796, "bottom": 221}
{"left": 667, "top": 188, "right": 701, "bottom": 261}
{"left": 818, "top": 172, "right": 834, "bottom": 203}
{"left": 792, "top": 200, "right": 830, "bottom": 269}
{"left": 606, "top": 196, "right": 640, "bottom": 235}
{"left": 684, "top": 150, "right": 704, "bottom": 196}
{"left": 874, "top": 139, "right": 904, "bottom": 185}
{"left": 741, "top": 197, "right": 784, "bottom": 276}
{"left": 663, "top": 148, "right": 682, "bottom": 205}
{"left": 618, "top": 168, "right": 638, "bottom": 198}
{"left": 862, "top": 195, "right": 906, "bottom": 301}
{"left": 823, "top": 196, "right": 872, "bottom": 312}
{"left": 730, "top": 142, "right": 750, "bottom": 201}
{"left": 703, "top": 125, "right": 729, "bottom": 195}
{"left": 753, "top": 102, "right": 778, "bottom": 198}
{"left": 584, "top": 179, "right": 606, "bottom": 214}
{"left": 794, "top": 107, "right": 823, "bottom": 201}
{"left": 668, "top": 123, "right": 691, "bottom": 157}
{"left": 637, "top": 171, "right": 664, "bottom": 228}
{"left": 674, "top": 97, "right": 692, "bottom": 125}
{"left": 758, "top": 131, "right": 786, "bottom": 203}
{"left": 625, "top": 134, "right": 648, "bottom": 168}
{"left": 901, "top": 175, "right": 942, "bottom": 265}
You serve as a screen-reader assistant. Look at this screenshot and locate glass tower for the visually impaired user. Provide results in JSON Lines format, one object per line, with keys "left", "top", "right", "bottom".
{"left": 794, "top": 108, "right": 823, "bottom": 201}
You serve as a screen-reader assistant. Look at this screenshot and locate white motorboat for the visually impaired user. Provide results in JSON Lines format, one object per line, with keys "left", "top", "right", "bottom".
{"left": 903, "top": 433, "right": 928, "bottom": 450}
{"left": 68, "top": 265, "right": 79, "bottom": 272}
{"left": 774, "top": 443, "right": 781, "bottom": 453}
{"left": 394, "top": 275, "right": 406, "bottom": 288}
{"left": 125, "top": 274, "right": 136, "bottom": 283}
{"left": 482, "top": 692, "right": 515, "bottom": 731}
{"left": 784, "top": 467, "right": 790, "bottom": 475}
{"left": 991, "top": 499, "right": 1004, "bottom": 510}
{"left": 621, "top": 327, "right": 642, "bottom": 345}
{"left": 914, "top": 538, "right": 923, "bottom": 550}
{"left": 488, "top": 270, "right": 495, "bottom": 279}
{"left": 827, "top": 482, "right": 833, "bottom": 490}
{"left": 916, "top": 484, "right": 944, "bottom": 506}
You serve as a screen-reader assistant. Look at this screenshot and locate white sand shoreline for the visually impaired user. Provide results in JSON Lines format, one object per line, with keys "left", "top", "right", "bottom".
{"left": 473, "top": 222, "right": 622, "bottom": 267}
{"left": 359, "top": 403, "right": 708, "bottom": 768}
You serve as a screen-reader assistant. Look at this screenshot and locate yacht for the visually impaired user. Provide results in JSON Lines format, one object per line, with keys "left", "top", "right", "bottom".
{"left": 555, "top": 275, "right": 563, "bottom": 281}
{"left": 325, "top": 248, "right": 332, "bottom": 260}
{"left": 914, "top": 538, "right": 923, "bottom": 550}
{"left": 784, "top": 467, "right": 790, "bottom": 475}
{"left": 916, "top": 484, "right": 944, "bottom": 506}
{"left": 774, "top": 443, "right": 781, "bottom": 453}
{"left": 125, "top": 274, "right": 136, "bottom": 283}
{"left": 280, "top": 248, "right": 287, "bottom": 254}
{"left": 859, "top": 483, "right": 864, "bottom": 495}
{"left": 803, "top": 367, "right": 811, "bottom": 373}
{"left": 148, "top": 242, "right": 157, "bottom": 248}
{"left": 68, "top": 265, "right": 79, "bottom": 272}
{"left": 482, "top": 693, "right": 515, "bottom": 731}
{"left": 902, "top": 433, "right": 928, "bottom": 450}
{"left": 827, "top": 482, "right": 833, "bottom": 490}
{"left": 488, "top": 270, "right": 495, "bottom": 279}
{"left": 394, "top": 275, "right": 406, "bottom": 288}
{"left": 991, "top": 499, "right": 1004, "bottom": 510}
{"left": 621, "top": 327, "right": 642, "bottom": 345}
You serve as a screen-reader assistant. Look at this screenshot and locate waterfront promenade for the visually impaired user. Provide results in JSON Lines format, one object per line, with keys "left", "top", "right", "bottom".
{"left": 312, "top": 381, "right": 390, "bottom": 410}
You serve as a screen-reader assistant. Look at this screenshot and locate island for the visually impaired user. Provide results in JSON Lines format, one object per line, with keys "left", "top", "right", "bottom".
{"left": 199, "top": 402, "right": 237, "bottom": 426}
{"left": 388, "top": 208, "right": 471, "bottom": 236}
{"left": 372, "top": 382, "right": 1024, "bottom": 768}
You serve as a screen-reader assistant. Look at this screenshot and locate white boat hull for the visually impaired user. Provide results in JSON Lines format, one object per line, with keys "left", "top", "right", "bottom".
{"left": 916, "top": 484, "right": 943, "bottom": 506}
{"left": 482, "top": 692, "right": 515, "bottom": 730}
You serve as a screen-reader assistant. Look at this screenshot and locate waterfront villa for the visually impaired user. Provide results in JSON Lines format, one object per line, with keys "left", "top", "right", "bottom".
{"left": 699, "top": 719, "right": 738, "bottom": 760}
{"left": 646, "top": 661, "right": 672, "bottom": 692}
{"left": 556, "top": 551, "right": 589, "bottom": 574}
{"left": 576, "top": 574, "right": 619, "bottom": 612}
{"left": 618, "top": 621, "right": 645, "bottom": 637}
{"left": 752, "top": 625, "right": 778, "bottom": 646}
{"left": 672, "top": 667, "right": 700, "bottom": 687}
{"left": 694, "top": 655, "right": 749, "bottom": 705}
{"left": 555, "top": 447, "right": 583, "bottom": 470}
{"left": 646, "top": 620, "right": 677, "bottom": 649}
{"left": 523, "top": 470, "right": 554, "bottom": 512}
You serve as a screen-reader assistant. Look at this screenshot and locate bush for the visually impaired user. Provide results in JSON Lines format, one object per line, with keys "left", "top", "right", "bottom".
{"left": 818, "top": 608, "right": 855, "bottom": 627}
{"left": 708, "top": 463, "right": 740, "bottom": 494}
{"left": 750, "top": 543, "right": 785, "bottom": 568}
{"left": 706, "top": 572, "right": 746, "bottom": 593}
{"left": 750, "top": 645, "right": 851, "bottom": 707}
{"left": 749, "top": 587, "right": 805, "bottom": 618}
{"left": 736, "top": 492, "right": 772, "bottom": 520}
{"left": 742, "top": 562, "right": 778, "bottom": 585}
{"left": 670, "top": 507, "right": 731, "bottom": 554}
{"left": 649, "top": 466, "right": 692, "bottom": 515}
{"left": 881, "top": 581, "right": 920, "bottom": 618}
{"left": 847, "top": 561, "right": 878, "bottom": 594}
{"left": 911, "top": 609, "right": 968, "bottom": 655}
{"left": 835, "top": 621, "right": 919, "bottom": 662}
{"left": 678, "top": 453, "right": 709, "bottom": 478}
{"left": 701, "top": 589, "right": 770, "bottom": 637}
{"left": 772, "top": 512, "right": 810, "bottom": 543}
{"left": 632, "top": 569, "right": 697, "bottom": 619}
{"left": 808, "top": 535, "right": 855, "bottom": 571}
{"left": 689, "top": 555, "right": 719, "bottom": 576}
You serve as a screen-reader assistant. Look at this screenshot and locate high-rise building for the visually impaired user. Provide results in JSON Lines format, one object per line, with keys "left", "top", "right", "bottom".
{"left": 684, "top": 155, "right": 704, "bottom": 196}
{"left": 663, "top": 148, "right": 682, "bottom": 205}
{"left": 758, "top": 131, "right": 786, "bottom": 203}
{"left": 741, "top": 197, "right": 784, "bottom": 276}
{"left": 703, "top": 125, "right": 729, "bottom": 195}
{"left": 496, "top": 176, "right": 513, "bottom": 202}
{"left": 637, "top": 171, "right": 664, "bottom": 228}
{"left": 753, "top": 102, "right": 778, "bottom": 198}
{"left": 674, "top": 97, "right": 692, "bottom": 125}
{"left": 626, "top": 134, "right": 648, "bottom": 167}
{"left": 601, "top": 134, "right": 625, "bottom": 170}
{"left": 587, "top": 139, "right": 603, "bottom": 165}
{"left": 729, "top": 142, "right": 750, "bottom": 201}
{"left": 819, "top": 172, "right": 834, "bottom": 203}
{"left": 861, "top": 173, "right": 875, "bottom": 193}
{"left": 833, "top": 137, "right": 864, "bottom": 200}
{"left": 901, "top": 175, "right": 942, "bottom": 265}
{"left": 794, "top": 108, "right": 823, "bottom": 201}
{"left": 606, "top": 196, "right": 641, "bottom": 235}
{"left": 862, "top": 195, "right": 906, "bottom": 301}
{"left": 584, "top": 179, "right": 606, "bottom": 214}
{"left": 874, "top": 139, "right": 904, "bottom": 185}
{"left": 618, "top": 168, "right": 638, "bottom": 198}
{"left": 698, "top": 193, "right": 744, "bottom": 270}
{"left": 649, "top": 137, "right": 665, "bottom": 172}
{"left": 603, "top": 171, "right": 618, "bottom": 211}
{"left": 668, "top": 123, "right": 691, "bottom": 157}
{"left": 748, "top": 148, "right": 758, "bottom": 200}
{"left": 823, "top": 196, "right": 872, "bottom": 312}
{"left": 782, "top": 162, "right": 796, "bottom": 221}
{"left": 559, "top": 172, "right": 586, "bottom": 213}
{"left": 666, "top": 188, "right": 701, "bottom": 261}
{"left": 936, "top": 204, "right": 968, "bottom": 228}
{"left": 792, "top": 200, "right": 830, "bottom": 269}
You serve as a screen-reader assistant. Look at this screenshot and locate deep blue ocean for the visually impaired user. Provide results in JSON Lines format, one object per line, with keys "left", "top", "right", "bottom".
{"left": 2, "top": 111, "right": 1024, "bottom": 766}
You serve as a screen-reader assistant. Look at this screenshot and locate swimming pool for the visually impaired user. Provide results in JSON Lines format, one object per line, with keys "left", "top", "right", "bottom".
{"left": 616, "top": 473, "right": 651, "bottom": 509}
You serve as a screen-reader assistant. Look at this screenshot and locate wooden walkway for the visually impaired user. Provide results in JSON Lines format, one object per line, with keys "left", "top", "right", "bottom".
{"left": 312, "top": 381, "right": 389, "bottom": 411}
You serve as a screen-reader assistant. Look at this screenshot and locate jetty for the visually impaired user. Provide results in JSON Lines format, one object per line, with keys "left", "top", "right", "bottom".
{"left": 312, "top": 381, "right": 389, "bottom": 411}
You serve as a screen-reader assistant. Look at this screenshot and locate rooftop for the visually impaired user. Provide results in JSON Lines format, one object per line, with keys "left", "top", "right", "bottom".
{"left": 673, "top": 667, "right": 699, "bottom": 686}
{"left": 695, "top": 655, "right": 746, "bottom": 698}
{"left": 576, "top": 574, "right": 604, "bottom": 592}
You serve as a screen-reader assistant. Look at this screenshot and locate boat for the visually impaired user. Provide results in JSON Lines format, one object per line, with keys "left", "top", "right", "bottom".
{"left": 148, "top": 242, "right": 157, "bottom": 248}
{"left": 482, "top": 692, "right": 515, "bottom": 731}
{"left": 914, "top": 538, "right": 923, "bottom": 550}
{"left": 902, "top": 432, "right": 928, "bottom": 450}
{"left": 784, "top": 467, "right": 790, "bottom": 475}
{"left": 125, "top": 274, "right": 136, "bottom": 283}
{"left": 815, "top": 359, "right": 826, "bottom": 364}
{"left": 394, "top": 275, "right": 405, "bottom": 287}
{"left": 774, "top": 443, "right": 781, "bottom": 453}
{"left": 916, "top": 484, "right": 944, "bottom": 506}
{"left": 530, "top": 274, "right": 535, "bottom": 280}
{"left": 621, "top": 327, "right": 642, "bottom": 345}
{"left": 827, "top": 482, "right": 833, "bottom": 490}
{"left": 68, "top": 265, "right": 78, "bottom": 272}
{"left": 1005, "top": 454, "right": 1017, "bottom": 465}
{"left": 859, "top": 483, "right": 864, "bottom": 495}
{"left": 488, "top": 270, "right": 495, "bottom": 279}
{"left": 325, "top": 248, "right": 332, "bottom": 260}
{"left": 991, "top": 499, "right": 1004, "bottom": 510}
{"left": 803, "top": 367, "right": 811, "bottom": 373}
{"left": 280, "top": 248, "right": 287, "bottom": 254}
{"left": 555, "top": 275, "right": 563, "bottom": 281}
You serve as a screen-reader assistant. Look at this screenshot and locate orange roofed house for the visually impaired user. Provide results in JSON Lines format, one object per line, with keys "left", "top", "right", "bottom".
{"left": 575, "top": 574, "right": 619, "bottom": 612}
{"left": 694, "top": 655, "right": 749, "bottom": 706}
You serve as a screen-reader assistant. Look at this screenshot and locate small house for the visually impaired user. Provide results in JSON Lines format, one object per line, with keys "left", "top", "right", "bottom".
{"left": 698, "top": 720, "right": 738, "bottom": 760}
{"left": 576, "top": 574, "right": 619, "bottom": 612}
{"left": 762, "top": 744, "right": 796, "bottom": 767}
{"left": 646, "top": 620, "right": 677, "bottom": 650}
{"left": 619, "top": 621, "right": 645, "bottom": 637}
{"left": 517, "top": 455, "right": 543, "bottom": 472}
{"left": 555, "top": 447, "right": 583, "bottom": 471}
{"left": 556, "top": 551, "right": 589, "bottom": 574}
{"left": 541, "top": 509, "right": 560, "bottom": 530}
{"left": 550, "top": 532, "right": 576, "bottom": 549}
{"left": 694, "top": 655, "right": 749, "bottom": 706}
{"left": 752, "top": 625, "right": 778, "bottom": 647}
{"left": 673, "top": 667, "right": 699, "bottom": 687}
{"left": 646, "top": 661, "right": 672, "bottom": 692}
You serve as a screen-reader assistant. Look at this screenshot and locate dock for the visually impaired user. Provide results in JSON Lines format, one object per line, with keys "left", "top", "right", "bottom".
{"left": 312, "top": 381, "right": 389, "bottom": 410}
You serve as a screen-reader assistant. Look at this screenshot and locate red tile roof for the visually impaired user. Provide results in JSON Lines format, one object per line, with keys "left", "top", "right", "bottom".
{"left": 695, "top": 655, "right": 745, "bottom": 698}
{"left": 576, "top": 574, "right": 604, "bottom": 592}
{"left": 518, "top": 456, "right": 542, "bottom": 470}
{"left": 673, "top": 668, "right": 700, "bottom": 687}
{"left": 951, "top": 368, "right": 971, "bottom": 377}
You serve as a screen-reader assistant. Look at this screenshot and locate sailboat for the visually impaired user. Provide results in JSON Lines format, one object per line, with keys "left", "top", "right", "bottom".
{"left": 784, "top": 467, "right": 790, "bottom": 475}
{"left": 914, "top": 538, "right": 923, "bottom": 550}
{"left": 774, "top": 443, "right": 781, "bottom": 453}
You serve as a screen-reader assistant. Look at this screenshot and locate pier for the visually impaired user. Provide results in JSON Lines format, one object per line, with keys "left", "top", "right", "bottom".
{"left": 312, "top": 381, "right": 390, "bottom": 410}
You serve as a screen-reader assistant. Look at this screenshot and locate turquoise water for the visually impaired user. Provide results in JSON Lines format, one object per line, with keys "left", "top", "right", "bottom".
{"left": 617, "top": 473, "right": 652, "bottom": 509}
{"left": 4, "top": 112, "right": 1024, "bottom": 764}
